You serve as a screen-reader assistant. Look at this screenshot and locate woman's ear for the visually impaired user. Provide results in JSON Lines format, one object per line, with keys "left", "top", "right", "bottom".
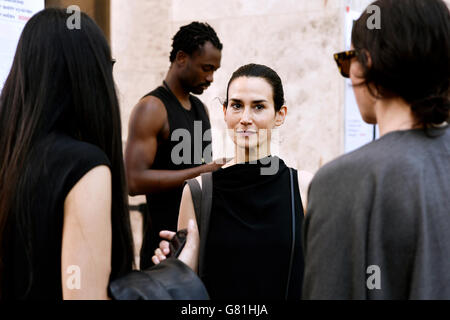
{"left": 222, "top": 103, "right": 227, "bottom": 120}
{"left": 274, "top": 105, "right": 287, "bottom": 127}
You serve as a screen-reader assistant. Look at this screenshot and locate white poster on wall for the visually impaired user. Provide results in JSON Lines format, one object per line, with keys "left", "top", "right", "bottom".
{"left": 344, "top": 7, "right": 378, "bottom": 154}
{"left": 0, "top": 0, "right": 44, "bottom": 92}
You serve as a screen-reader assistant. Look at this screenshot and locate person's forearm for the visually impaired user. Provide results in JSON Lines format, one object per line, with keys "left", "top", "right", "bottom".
{"left": 128, "top": 164, "right": 214, "bottom": 196}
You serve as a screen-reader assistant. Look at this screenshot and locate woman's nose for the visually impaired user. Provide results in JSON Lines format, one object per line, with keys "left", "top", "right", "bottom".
{"left": 240, "top": 107, "right": 252, "bottom": 124}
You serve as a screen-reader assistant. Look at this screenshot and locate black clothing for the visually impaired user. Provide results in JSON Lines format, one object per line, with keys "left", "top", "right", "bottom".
{"left": 303, "top": 126, "right": 450, "bottom": 299}
{"left": 203, "top": 156, "right": 304, "bottom": 300}
{"left": 3, "top": 133, "right": 111, "bottom": 300}
{"left": 140, "top": 85, "right": 211, "bottom": 269}
{"left": 109, "top": 258, "right": 210, "bottom": 300}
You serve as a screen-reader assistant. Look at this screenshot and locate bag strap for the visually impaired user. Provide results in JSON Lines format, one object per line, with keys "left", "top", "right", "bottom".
{"left": 185, "top": 178, "right": 202, "bottom": 228}
{"left": 184, "top": 172, "right": 213, "bottom": 279}
{"left": 198, "top": 172, "right": 213, "bottom": 278}
{"left": 285, "top": 167, "right": 296, "bottom": 300}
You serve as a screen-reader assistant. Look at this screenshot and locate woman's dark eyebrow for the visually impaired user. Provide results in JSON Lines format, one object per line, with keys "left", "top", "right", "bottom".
{"left": 229, "top": 99, "right": 268, "bottom": 103}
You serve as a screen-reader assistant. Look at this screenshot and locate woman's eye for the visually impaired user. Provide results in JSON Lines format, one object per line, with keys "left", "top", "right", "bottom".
{"left": 231, "top": 103, "right": 241, "bottom": 109}
{"left": 255, "top": 104, "right": 265, "bottom": 110}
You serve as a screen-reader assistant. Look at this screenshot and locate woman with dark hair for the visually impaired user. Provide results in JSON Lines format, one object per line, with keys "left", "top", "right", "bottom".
{"left": 153, "top": 63, "right": 313, "bottom": 300}
{"left": 303, "top": 0, "right": 450, "bottom": 299}
{"left": 0, "top": 8, "right": 135, "bottom": 299}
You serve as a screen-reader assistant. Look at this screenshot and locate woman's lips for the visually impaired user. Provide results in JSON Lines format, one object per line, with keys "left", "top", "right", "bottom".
{"left": 236, "top": 130, "right": 257, "bottom": 137}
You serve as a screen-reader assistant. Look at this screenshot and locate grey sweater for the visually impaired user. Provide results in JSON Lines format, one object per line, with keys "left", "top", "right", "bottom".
{"left": 302, "top": 126, "right": 450, "bottom": 299}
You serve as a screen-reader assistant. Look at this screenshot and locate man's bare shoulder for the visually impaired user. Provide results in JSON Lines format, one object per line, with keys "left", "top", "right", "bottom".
{"left": 129, "top": 95, "right": 168, "bottom": 136}
{"left": 133, "top": 95, "right": 167, "bottom": 123}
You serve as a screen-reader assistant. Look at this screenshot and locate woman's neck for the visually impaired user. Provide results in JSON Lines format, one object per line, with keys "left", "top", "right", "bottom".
{"left": 374, "top": 97, "right": 419, "bottom": 136}
{"left": 232, "top": 144, "right": 271, "bottom": 165}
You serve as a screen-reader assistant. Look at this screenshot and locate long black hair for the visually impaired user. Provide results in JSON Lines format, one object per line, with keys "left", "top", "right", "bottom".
{"left": 0, "top": 8, "right": 134, "bottom": 297}
{"left": 352, "top": 0, "right": 450, "bottom": 129}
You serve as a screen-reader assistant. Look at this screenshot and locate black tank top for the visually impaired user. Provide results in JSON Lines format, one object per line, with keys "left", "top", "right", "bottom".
{"left": 3, "top": 133, "right": 112, "bottom": 299}
{"left": 203, "top": 156, "right": 304, "bottom": 300}
{"left": 140, "top": 84, "right": 211, "bottom": 269}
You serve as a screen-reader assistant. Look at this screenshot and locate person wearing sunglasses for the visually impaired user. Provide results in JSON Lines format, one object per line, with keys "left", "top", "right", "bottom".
{"left": 303, "top": 0, "right": 449, "bottom": 299}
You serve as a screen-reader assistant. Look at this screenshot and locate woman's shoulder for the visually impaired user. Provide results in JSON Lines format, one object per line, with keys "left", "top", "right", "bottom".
{"left": 49, "top": 133, "right": 111, "bottom": 168}
{"left": 279, "top": 159, "right": 314, "bottom": 206}
{"left": 44, "top": 134, "right": 111, "bottom": 194}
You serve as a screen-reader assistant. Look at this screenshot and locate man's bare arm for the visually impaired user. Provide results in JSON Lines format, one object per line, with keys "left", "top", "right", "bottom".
{"left": 125, "top": 96, "right": 222, "bottom": 196}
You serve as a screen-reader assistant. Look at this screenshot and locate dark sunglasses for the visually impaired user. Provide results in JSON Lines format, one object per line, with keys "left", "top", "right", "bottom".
{"left": 333, "top": 49, "right": 358, "bottom": 78}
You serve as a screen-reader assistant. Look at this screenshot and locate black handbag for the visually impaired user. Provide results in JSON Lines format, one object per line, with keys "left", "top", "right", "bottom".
{"left": 108, "top": 255, "right": 209, "bottom": 300}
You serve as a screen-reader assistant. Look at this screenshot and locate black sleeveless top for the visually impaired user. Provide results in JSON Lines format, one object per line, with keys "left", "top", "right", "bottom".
{"left": 3, "top": 133, "right": 111, "bottom": 300}
{"left": 140, "top": 84, "right": 211, "bottom": 269}
{"left": 203, "top": 156, "right": 304, "bottom": 300}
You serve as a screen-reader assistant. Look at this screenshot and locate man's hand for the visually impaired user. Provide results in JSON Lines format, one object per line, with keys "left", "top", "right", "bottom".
{"left": 206, "top": 157, "right": 232, "bottom": 172}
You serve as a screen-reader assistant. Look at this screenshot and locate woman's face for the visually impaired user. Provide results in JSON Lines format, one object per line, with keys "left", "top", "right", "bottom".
{"left": 349, "top": 49, "right": 377, "bottom": 124}
{"left": 223, "top": 76, "right": 286, "bottom": 152}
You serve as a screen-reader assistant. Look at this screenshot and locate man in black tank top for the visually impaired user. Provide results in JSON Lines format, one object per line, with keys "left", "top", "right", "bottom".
{"left": 125, "top": 22, "right": 224, "bottom": 269}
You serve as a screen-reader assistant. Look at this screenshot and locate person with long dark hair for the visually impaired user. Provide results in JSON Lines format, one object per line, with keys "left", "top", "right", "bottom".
{"left": 0, "top": 8, "right": 135, "bottom": 299}
{"left": 303, "top": 0, "right": 450, "bottom": 299}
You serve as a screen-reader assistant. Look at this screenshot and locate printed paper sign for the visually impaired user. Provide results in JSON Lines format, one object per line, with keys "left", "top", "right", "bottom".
{"left": 0, "top": 0, "right": 44, "bottom": 91}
